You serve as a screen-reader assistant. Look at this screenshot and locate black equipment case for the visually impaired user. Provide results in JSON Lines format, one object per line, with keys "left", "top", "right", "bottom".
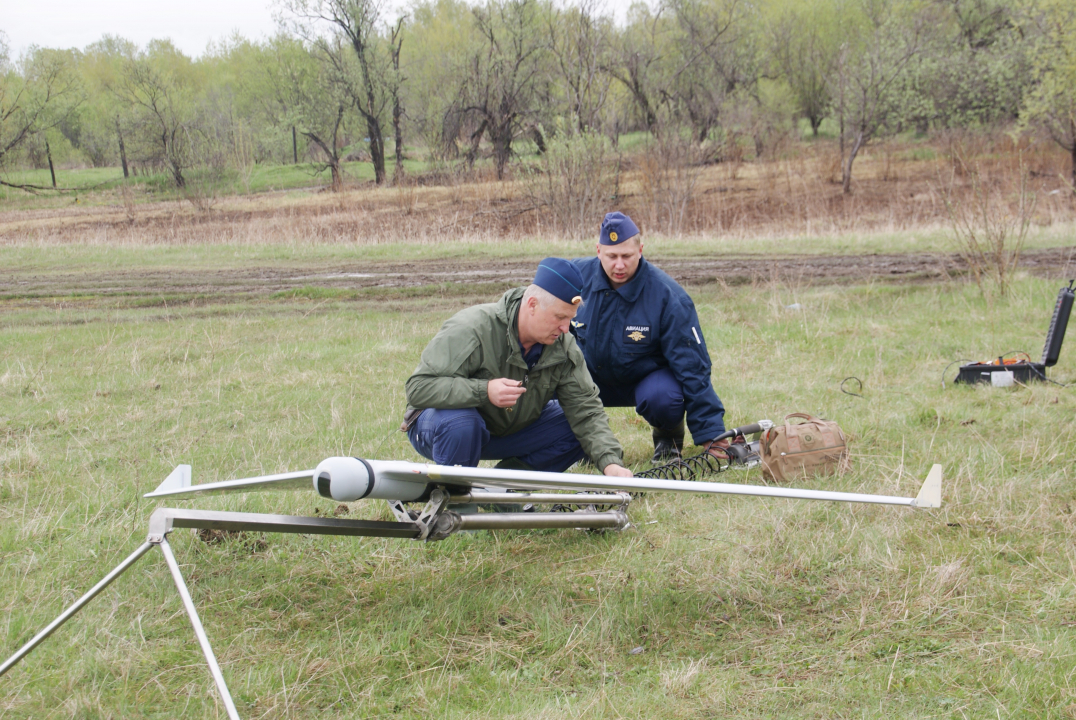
{"left": 955, "top": 280, "right": 1074, "bottom": 385}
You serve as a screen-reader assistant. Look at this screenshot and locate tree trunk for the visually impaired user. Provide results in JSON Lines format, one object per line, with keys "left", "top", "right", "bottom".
{"left": 345, "top": 23, "right": 388, "bottom": 185}
{"left": 358, "top": 59, "right": 386, "bottom": 184}
{"left": 292, "top": 126, "right": 298, "bottom": 164}
{"left": 533, "top": 125, "right": 546, "bottom": 155}
{"left": 390, "top": 23, "right": 405, "bottom": 184}
{"left": 836, "top": 44, "right": 846, "bottom": 180}
{"left": 117, "top": 119, "right": 129, "bottom": 179}
{"left": 163, "top": 127, "right": 185, "bottom": 188}
{"left": 465, "top": 120, "right": 487, "bottom": 169}
{"left": 171, "top": 163, "right": 186, "bottom": 188}
{"left": 393, "top": 95, "right": 404, "bottom": 182}
{"left": 838, "top": 115, "right": 845, "bottom": 167}
{"left": 491, "top": 120, "right": 512, "bottom": 180}
{"left": 842, "top": 130, "right": 865, "bottom": 194}
{"left": 619, "top": 64, "right": 657, "bottom": 134}
{"left": 810, "top": 115, "right": 822, "bottom": 137}
{"left": 366, "top": 115, "right": 386, "bottom": 185}
{"left": 46, "top": 141, "right": 56, "bottom": 188}
{"left": 329, "top": 159, "right": 342, "bottom": 192}
{"left": 303, "top": 131, "right": 342, "bottom": 192}
{"left": 636, "top": 87, "right": 657, "bottom": 134}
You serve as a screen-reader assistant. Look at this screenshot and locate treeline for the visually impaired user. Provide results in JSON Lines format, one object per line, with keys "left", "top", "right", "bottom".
{"left": 1, "top": 0, "right": 1075, "bottom": 194}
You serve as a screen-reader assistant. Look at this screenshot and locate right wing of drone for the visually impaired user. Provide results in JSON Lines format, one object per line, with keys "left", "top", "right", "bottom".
{"left": 145, "top": 457, "right": 942, "bottom": 509}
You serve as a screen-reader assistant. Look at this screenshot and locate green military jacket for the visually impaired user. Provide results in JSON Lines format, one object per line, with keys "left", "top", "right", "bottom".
{"left": 405, "top": 287, "right": 624, "bottom": 471}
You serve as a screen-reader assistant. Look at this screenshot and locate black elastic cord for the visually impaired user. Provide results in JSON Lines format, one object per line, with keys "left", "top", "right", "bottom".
{"left": 1028, "top": 364, "right": 1069, "bottom": 388}
{"left": 840, "top": 376, "right": 864, "bottom": 398}
{"left": 941, "top": 360, "right": 973, "bottom": 389}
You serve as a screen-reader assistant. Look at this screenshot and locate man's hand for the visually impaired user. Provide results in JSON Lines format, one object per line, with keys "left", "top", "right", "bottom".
{"left": 603, "top": 463, "right": 633, "bottom": 478}
{"left": 487, "top": 378, "right": 526, "bottom": 408}
{"left": 704, "top": 437, "right": 731, "bottom": 459}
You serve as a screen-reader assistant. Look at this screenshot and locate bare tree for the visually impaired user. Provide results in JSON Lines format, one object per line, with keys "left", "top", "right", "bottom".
{"left": 305, "top": 103, "right": 349, "bottom": 190}
{"left": 1019, "top": 0, "right": 1076, "bottom": 191}
{"left": 769, "top": 5, "right": 839, "bottom": 136}
{"left": 259, "top": 35, "right": 352, "bottom": 191}
{"left": 524, "top": 128, "right": 617, "bottom": 237}
{"left": 75, "top": 37, "right": 141, "bottom": 172}
{"left": 664, "top": 0, "right": 756, "bottom": 144}
{"left": 0, "top": 43, "right": 82, "bottom": 190}
{"left": 548, "top": 0, "right": 613, "bottom": 133}
{"left": 603, "top": 6, "right": 667, "bottom": 134}
{"left": 943, "top": 146, "right": 1036, "bottom": 298}
{"left": 286, "top": 0, "right": 396, "bottom": 184}
{"left": 109, "top": 42, "right": 200, "bottom": 188}
{"left": 603, "top": 0, "right": 754, "bottom": 145}
{"left": 388, "top": 16, "right": 406, "bottom": 182}
{"left": 832, "top": 0, "right": 933, "bottom": 193}
{"left": 458, "top": 0, "right": 548, "bottom": 179}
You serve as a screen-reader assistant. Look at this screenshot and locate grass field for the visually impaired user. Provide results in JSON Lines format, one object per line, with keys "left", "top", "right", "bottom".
{"left": 0, "top": 159, "right": 430, "bottom": 206}
{"left": 2, "top": 236, "right": 1076, "bottom": 717}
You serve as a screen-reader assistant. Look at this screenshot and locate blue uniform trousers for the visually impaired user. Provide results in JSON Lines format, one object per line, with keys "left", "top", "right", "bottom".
{"left": 593, "top": 367, "right": 684, "bottom": 431}
{"left": 407, "top": 400, "right": 586, "bottom": 472}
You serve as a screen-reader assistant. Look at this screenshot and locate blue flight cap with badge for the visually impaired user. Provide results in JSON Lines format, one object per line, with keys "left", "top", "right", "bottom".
{"left": 599, "top": 211, "right": 640, "bottom": 246}
{"left": 534, "top": 257, "right": 584, "bottom": 305}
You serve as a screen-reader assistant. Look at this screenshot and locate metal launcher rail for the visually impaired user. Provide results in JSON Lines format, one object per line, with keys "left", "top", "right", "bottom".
{"left": 0, "top": 496, "right": 631, "bottom": 719}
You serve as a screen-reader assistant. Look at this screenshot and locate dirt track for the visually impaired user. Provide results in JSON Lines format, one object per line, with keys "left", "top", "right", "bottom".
{"left": 4, "top": 247, "right": 1076, "bottom": 301}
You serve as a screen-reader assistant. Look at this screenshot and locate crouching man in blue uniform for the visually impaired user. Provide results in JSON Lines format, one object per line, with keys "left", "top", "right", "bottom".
{"left": 571, "top": 212, "right": 730, "bottom": 461}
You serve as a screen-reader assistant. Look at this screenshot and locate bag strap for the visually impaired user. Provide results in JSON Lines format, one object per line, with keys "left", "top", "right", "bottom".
{"left": 784, "top": 412, "right": 823, "bottom": 423}
{"left": 783, "top": 413, "right": 828, "bottom": 452}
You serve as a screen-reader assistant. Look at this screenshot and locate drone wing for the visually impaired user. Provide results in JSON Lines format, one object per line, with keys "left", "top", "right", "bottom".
{"left": 144, "top": 464, "right": 315, "bottom": 498}
{"left": 379, "top": 460, "right": 942, "bottom": 508}
{"left": 145, "top": 457, "right": 941, "bottom": 509}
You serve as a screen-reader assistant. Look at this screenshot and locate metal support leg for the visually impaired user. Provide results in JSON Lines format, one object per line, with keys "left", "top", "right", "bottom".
{"left": 2, "top": 508, "right": 425, "bottom": 718}
{"left": 8, "top": 505, "right": 633, "bottom": 716}
{"left": 158, "top": 537, "right": 240, "bottom": 720}
{"left": 0, "top": 541, "right": 155, "bottom": 677}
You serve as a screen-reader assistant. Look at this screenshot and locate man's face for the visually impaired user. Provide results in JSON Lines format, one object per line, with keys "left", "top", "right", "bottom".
{"left": 596, "top": 237, "right": 643, "bottom": 289}
{"left": 530, "top": 297, "right": 579, "bottom": 345}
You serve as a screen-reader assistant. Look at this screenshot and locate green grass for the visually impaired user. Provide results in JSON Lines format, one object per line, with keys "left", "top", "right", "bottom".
{"left": 0, "top": 157, "right": 432, "bottom": 208}
{"left": 2, "top": 250, "right": 1076, "bottom": 717}
{"left": 2, "top": 221, "right": 1074, "bottom": 280}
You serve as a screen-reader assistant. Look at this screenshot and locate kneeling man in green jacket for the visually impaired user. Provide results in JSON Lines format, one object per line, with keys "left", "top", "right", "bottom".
{"left": 404, "top": 257, "right": 633, "bottom": 478}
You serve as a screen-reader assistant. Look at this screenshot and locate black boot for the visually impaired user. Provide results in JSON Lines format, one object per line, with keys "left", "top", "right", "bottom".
{"left": 494, "top": 457, "right": 536, "bottom": 472}
{"left": 651, "top": 419, "right": 685, "bottom": 463}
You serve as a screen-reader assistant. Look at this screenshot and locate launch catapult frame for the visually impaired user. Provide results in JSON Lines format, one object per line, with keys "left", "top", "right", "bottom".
{"left": 1, "top": 455, "right": 942, "bottom": 719}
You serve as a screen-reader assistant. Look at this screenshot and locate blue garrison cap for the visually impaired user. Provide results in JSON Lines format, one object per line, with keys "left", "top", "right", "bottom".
{"left": 534, "top": 258, "right": 584, "bottom": 305}
{"left": 599, "top": 211, "right": 640, "bottom": 245}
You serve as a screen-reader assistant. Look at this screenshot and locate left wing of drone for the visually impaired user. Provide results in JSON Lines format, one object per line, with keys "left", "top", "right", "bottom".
{"left": 146, "top": 456, "right": 942, "bottom": 509}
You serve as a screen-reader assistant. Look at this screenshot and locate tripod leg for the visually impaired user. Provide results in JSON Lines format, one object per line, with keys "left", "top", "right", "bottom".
{"left": 0, "top": 541, "right": 155, "bottom": 677}
{"left": 159, "top": 538, "right": 240, "bottom": 720}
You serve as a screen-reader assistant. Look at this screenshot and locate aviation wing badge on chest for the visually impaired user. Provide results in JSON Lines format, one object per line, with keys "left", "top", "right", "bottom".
{"left": 628, "top": 330, "right": 646, "bottom": 342}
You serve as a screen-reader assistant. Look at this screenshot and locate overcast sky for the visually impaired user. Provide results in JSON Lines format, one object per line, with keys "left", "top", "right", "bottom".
{"left": 2, "top": 0, "right": 637, "bottom": 59}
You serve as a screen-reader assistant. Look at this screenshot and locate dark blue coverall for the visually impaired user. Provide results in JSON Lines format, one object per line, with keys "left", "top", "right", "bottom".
{"left": 569, "top": 256, "right": 726, "bottom": 446}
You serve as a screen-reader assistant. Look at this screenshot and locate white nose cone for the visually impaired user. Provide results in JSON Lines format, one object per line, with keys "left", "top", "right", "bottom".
{"left": 313, "top": 457, "right": 371, "bottom": 502}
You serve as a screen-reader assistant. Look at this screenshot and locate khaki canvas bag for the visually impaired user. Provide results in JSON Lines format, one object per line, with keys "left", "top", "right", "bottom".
{"left": 759, "top": 413, "right": 851, "bottom": 483}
